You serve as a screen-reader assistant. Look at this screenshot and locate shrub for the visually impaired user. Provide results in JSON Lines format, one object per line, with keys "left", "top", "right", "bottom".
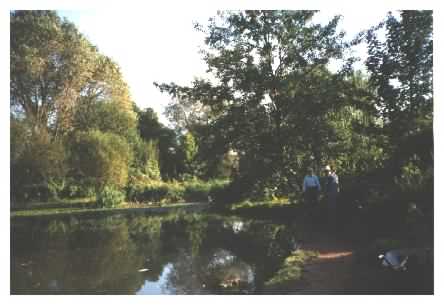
{"left": 125, "top": 175, "right": 229, "bottom": 204}
{"left": 183, "top": 180, "right": 211, "bottom": 202}
{"left": 21, "top": 184, "right": 51, "bottom": 202}
{"left": 59, "top": 178, "right": 96, "bottom": 198}
{"left": 11, "top": 125, "right": 68, "bottom": 203}
{"left": 72, "top": 100, "right": 137, "bottom": 140}
{"left": 210, "top": 179, "right": 247, "bottom": 207}
{"left": 97, "top": 186, "right": 125, "bottom": 208}
{"left": 69, "top": 130, "right": 131, "bottom": 189}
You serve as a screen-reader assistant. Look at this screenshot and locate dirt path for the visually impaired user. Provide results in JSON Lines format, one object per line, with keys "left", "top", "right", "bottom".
{"left": 293, "top": 232, "right": 432, "bottom": 294}
{"left": 299, "top": 236, "right": 357, "bottom": 293}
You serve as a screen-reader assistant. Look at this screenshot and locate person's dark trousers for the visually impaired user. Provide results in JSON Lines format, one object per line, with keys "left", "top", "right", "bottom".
{"left": 327, "top": 192, "right": 338, "bottom": 230}
{"left": 304, "top": 187, "right": 319, "bottom": 218}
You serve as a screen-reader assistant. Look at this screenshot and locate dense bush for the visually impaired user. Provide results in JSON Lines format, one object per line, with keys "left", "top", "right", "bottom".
{"left": 134, "top": 139, "right": 161, "bottom": 180}
{"left": 209, "top": 179, "right": 249, "bottom": 207}
{"left": 96, "top": 186, "right": 125, "bottom": 208}
{"left": 21, "top": 184, "right": 52, "bottom": 202}
{"left": 183, "top": 180, "right": 211, "bottom": 202}
{"left": 73, "top": 101, "right": 137, "bottom": 140}
{"left": 125, "top": 175, "right": 229, "bottom": 204}
{"left": 69, "top": 130, "right": 131, "bottom": 189}
{"left": 58, "top": 178, "right": 96, "bottom": 198}
{"left": 11, "top": 123, "right": 68, "bottom": 203}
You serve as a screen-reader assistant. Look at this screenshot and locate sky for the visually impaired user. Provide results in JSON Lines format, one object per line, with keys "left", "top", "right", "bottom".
{"left": 57, "top": 9, "right": 390, "bottom": 125}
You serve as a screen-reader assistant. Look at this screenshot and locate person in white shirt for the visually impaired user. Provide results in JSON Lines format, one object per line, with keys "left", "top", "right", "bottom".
{"left": 302, "top": 168, "right": 321, "bottom": 206}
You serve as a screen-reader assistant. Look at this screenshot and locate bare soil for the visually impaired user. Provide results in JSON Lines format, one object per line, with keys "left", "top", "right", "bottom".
{"left": 293, "top": 232, "right": 433, "bottom": 294}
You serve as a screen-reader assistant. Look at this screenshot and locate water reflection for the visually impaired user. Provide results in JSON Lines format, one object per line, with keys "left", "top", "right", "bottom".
{"left": 11, "top": 213, "right": 298, "bottom": 294}
{"left": 137, "top": 263, "right": 174, "bottom": 295}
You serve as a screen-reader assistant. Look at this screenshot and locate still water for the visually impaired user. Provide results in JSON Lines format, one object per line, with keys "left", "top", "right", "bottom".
{"left": 11, "top": 212, "right": 301, "bottom": 294}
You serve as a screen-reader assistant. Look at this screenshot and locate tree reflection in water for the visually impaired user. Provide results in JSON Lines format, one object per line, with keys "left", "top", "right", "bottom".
{"left": 11, "top": 213, "right": 299, "bottom": 294}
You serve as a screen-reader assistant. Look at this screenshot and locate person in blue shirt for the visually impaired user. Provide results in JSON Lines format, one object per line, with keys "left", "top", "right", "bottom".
{"left": 302, "top": 168, "right": 321, "bottom": 206}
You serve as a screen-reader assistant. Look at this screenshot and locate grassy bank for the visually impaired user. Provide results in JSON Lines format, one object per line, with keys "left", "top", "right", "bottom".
{"left": 224, "top": 198, "right": 308, "bottom": 222}
{"left": 11, "top": 201, "right": 210, "bottom": 219}
{"left": 264, "top": 249, "right": 318, "bottom": 291}
{"left": 11, "top": 197, "right": 97, "bottom": 211}
{"left": 11, "top": 178, "right": 228, "bottom": 218}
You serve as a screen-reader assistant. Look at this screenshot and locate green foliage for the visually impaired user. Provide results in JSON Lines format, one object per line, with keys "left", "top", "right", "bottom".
{"left": 11, "top": 11, "right": 94, "bottom": 131}
{"left": 182, "top": 132, "right": 197, "bottom": 165}
{"left": 365, "top": 11, "right": 432, "bottom": 133}
{"left": 364, "top": 11, "right": 433, "bottom": 175}
{"left": 396, "top": 161, "right": 432, "bottom": 194}
{"left": 135, "top": 106, "right": 184, "bottom": 180}
{"left": 11, "top": 123, "right": 68, "bottom": 203}
{"left": 10, "top": 9, "right": 434, "bottom": 240}
{"left": 156, "top": 11, "right": 366, "bottom": 198}
{"left": 156, "top": 128, "right": 184, "bottom": 180}
{"left": 129, "top": 135, "right": 161, "bottom": 181}
{"left": 10, "top": 117, "right": 29, "bottom": 164}
{"left": 96, "top": 186, "right": 125, "bottom": 208}
{"left": 264, "top": 250, "right": 318, "bottom": 288}
{"left": 136, "top": 107, "right": 163, "bottom": 141}
{"left": 144, "top": 140, "right": 161, "bottom": 180}
{"left": 356, "top": 11, "right": 434, "bottom": 226}
{"left": 11, "top": 11, "right": 135, "bottom": 135}
{"left": 183, "top": 179, "right": 213, "bottom": 202}
{"left": 59, "top": 178, "right": 96, "bottom": 198}
{"left": 125, "top": 175, "right": 229, "bottom": 204}
{"left": 394, "top": 160, "right": 433, "bottom": 218}
{"left": 72, "top": 100, "right": 137, "bottom": 140}
{"left": 69, "top": 130, "right": 131, "bottom": 189}
{"left": 10, "top": 11, "right": 138, "bottom": 205}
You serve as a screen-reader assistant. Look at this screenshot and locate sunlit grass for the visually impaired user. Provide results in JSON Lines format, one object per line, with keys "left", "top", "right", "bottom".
{"left": 11, "top": 207, "right": 103, "bottom": 217}
{"left": 12, "top": 197, "right": 97, "bottom": 210}
{"left": 264, "top": 249, "right": 318, "bottom": 288}
{"left": 230, "top": 198, "right": 291, "bottom": 211}
{"left": 10, "top": 202, "right": 206, "bottom": 218}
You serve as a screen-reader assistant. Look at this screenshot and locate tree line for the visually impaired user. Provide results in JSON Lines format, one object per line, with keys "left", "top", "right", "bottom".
{"left": 155, "top": 10, "right": 433, "bottom": 225}
{"left": 10, "top": 11, "right": 232, "bottom": 206}
{"left": 10, "top": 10, "right": 433, "bottom": 221}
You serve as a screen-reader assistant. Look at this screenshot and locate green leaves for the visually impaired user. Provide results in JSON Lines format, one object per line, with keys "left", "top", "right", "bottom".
{"left": 73, "top": 100, "right": 137, "bottom": 140}
{"left": 365, "top": 11, "right": 433, "bottom": 133}
{"left": 11, "top": 11, "right": 136, "bottom": 137}
{"left": 69, "top": 130, "right": 131, "bottom": 189}
{"left": 10, "top": 11, "right": 141, "bottom": 201}
{"left": 96, "top": 186, "right": 125, "bottom": 208}
{"left": 155, "top": 11, "right": 367, "bottom": 197}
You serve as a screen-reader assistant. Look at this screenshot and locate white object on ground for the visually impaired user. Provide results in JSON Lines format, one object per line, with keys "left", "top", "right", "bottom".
{"left": 379, "top": 250, "right": 409, "bottom": 271}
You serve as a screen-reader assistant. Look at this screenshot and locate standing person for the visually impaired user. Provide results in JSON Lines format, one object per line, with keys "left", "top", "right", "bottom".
{"left": 302, "top": 168, "right": 321, "bottom": 207}
{"left": 324, "top": 165, "right": 339, "bottom": 226}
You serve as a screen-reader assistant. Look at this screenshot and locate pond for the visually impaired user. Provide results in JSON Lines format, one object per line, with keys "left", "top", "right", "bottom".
{"left": 11, "top": 212, "right": 303, "bottom": 294}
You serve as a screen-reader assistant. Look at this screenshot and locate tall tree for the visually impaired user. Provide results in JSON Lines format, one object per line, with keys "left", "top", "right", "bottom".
{"left": 156, "top": 11, "right": 361, "bottom": 196}
{"left": 136, "top": 107, "right": 163, "bottom": 141}
{"left": 10, "top": 11, "right": 137, "bottom": 201}
{"left": 365, "top": 11, "right": 432, "bottom": 134}
{"left": 10, "top": 10, "right": 135, "bottom": 138}
{"left": 364, "top": 11, "right": 433, "bottom": 172}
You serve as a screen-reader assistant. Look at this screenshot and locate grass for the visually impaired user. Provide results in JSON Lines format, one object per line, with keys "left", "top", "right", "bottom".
{"left": 126, "top": 178, "right": 229, "bottom": 204}
{"left": 230, "top": 197, "right": 291, "bottom": 211}
{"left": 264, "top": 249, "right": 318, "bottom": 289}
{"left": 10, "top": 201, "right": 208, "bottom": 219}
{"left": 11, "top": 206, "right": 104, "bottom": 217}
{"left": 12, "top": 197, "right": 97, "bottom": 210}
{"left": 225, "top": 198, "right": 308, "bottom": 222}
